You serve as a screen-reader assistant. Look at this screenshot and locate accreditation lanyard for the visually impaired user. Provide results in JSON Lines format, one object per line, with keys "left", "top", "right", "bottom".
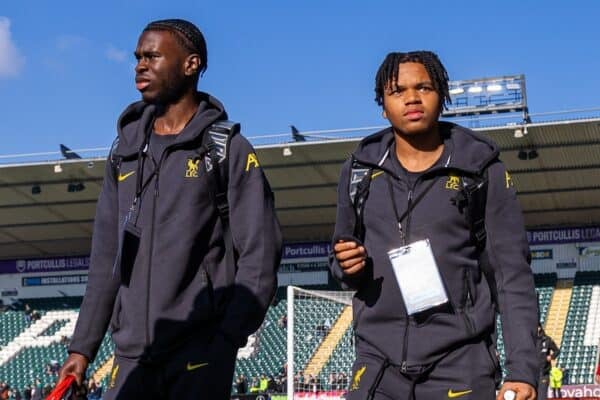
{"left": 385, "top": 173, "right": 438, "bottom": 246}
{"left": 384, "top": 172, "right": 449, "bottom": 315}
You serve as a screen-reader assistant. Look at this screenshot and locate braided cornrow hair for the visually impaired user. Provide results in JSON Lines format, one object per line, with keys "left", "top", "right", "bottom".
{"left": 374, "top": 51, "right": 450, "bottom": 110}
{"left": 144, "top": 19, "right": 208, "bottom": 75}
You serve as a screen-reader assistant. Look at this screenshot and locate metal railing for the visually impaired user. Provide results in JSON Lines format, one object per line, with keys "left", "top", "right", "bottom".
{"left": 2, "top": 107, "right": 600, "bottom": 166}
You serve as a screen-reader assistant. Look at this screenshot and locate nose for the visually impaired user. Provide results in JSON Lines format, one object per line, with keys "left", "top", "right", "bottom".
{"left": 135, "top": 58, "right": 147, "bottom": 74}
{"left": 404, "top": 88, "right": 421, "bottom": 104}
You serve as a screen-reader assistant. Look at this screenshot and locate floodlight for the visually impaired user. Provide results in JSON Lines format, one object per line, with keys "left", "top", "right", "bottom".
{"left": 487, "top": 84, "right": 502, "bottom": 92}
{"left": 283, "top": 147, "right": 293, "bottom": 157}
{"left": 449, "top": 87, "right": 464, "bottom": 95}
{"left": 54, "top": 164, "right": 63, "bottom": 173}
{"left": 506, "top": 83, "right": 520, "bottom": 90}
{"left": 514, "top": 128, "right": 524, "bottom": 139}
{"left": 467, "top": 86, "right": 483, "bottom": 93}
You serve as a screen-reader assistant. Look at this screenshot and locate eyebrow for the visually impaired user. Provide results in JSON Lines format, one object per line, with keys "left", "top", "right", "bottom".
{"left": 388, "top": 80, "right": 434, "bottom": 90}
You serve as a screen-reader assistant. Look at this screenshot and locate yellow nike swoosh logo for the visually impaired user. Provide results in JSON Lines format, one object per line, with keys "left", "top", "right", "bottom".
{"left": 448, "top": 389, "right": 472, "bottom": 398}
{"left": 118, "top": 171, "right": 135, "bottom": 182}
{"left": 186, "top": 362, "right": 209, "bottom": 371}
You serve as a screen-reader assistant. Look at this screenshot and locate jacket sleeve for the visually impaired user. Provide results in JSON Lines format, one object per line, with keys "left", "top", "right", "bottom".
{"left": 549, "top": 337, "right": 560, "bottom": 358}
{"left": 329, "top": 158, "right": 366, "bottom": 290}
{"left": 217, "top": 134, "right": 282, "bottom": 347}
{"left": 68, "top": 157, "right": 121, "bottom": 361}
{"left": 485, "top": 160, "right": 538, "bottom": 387}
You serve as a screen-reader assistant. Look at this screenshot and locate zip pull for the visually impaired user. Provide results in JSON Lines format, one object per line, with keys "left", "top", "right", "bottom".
{"left": 400, "top": 361, "right": 408, "bottom": 373}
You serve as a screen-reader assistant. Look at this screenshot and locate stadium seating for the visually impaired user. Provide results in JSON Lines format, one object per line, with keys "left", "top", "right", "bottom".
{"left": 234, "top": 299, "right": 288, "bottom": 382}
{"left": 0, "top": 297, "right": 114, "bottom": 395}
{"left": 3, "top": 272, "right": 600, "bottom": 396}
{"left": 557, "top": 272, "right": 600, "bottom": 384}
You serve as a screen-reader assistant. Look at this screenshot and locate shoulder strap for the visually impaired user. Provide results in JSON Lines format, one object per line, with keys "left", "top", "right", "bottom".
{"left": 203, "top": 120, "right": 240, "bottom": 219}
{"left": 462, "top": 169, "right": 499, "bottom": 310}
{"left": 109, "top": 136, "right": 121, "bottom": 179}
{"left": 202, "top": 120, "right": 240, "bottom": 282}
{"left": 349, "top": 156, "right": 373, "bottom": 242}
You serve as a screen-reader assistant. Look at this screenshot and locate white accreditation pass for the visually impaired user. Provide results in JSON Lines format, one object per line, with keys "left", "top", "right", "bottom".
{"left": 388, "top": 239, "right": 448, "bottom": 315}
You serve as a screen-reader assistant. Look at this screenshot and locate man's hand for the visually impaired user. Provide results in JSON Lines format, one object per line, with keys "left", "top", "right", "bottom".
{"left": 497, "top": 382, "right": 536, "bottom": 400}
{"left": 57, "top": 353, "right": 89, "bottom": 386}
{"left": 334, "top": 240, "right": 366, "bottom": 275}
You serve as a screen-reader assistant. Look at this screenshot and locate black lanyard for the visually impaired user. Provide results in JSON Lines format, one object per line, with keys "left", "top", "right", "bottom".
{"left": 385, "top": 173, "right": 439, "bottom": 246}
{"left": 125, "top": 119, "right": 157, "bottom": 226}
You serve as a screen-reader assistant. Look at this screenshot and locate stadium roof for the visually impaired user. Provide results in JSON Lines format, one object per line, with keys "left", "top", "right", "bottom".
{"left": 1, "top": 117, "right": 600, "bottom": 260}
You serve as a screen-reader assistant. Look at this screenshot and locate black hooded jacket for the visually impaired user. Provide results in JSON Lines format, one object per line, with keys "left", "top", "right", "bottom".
{"left": 69, "top": 93, "right": 282, "bottom": 361}
{"left": 330, "top": 122, "right": 538, "bottom": 387}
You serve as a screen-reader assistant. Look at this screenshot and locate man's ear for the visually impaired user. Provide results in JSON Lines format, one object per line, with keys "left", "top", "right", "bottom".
{"left": 185, "top": 54, "right": 201, "bottom": 76}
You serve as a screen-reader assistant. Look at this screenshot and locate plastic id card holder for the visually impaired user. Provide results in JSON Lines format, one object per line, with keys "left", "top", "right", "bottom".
{"left": 388, "top": 239, "right": 448, "bottom": 315}
{"left": 113, "top": 220, "right": 141, "bottom": 287}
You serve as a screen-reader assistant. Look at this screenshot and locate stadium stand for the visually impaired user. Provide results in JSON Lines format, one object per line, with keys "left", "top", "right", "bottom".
{"left": 558, "top": 272, "right": 600, "bottom": 384}
{"left": 3, "top": 273, "right": 600, "bottom": 396}
{"left": 234, "top": 298, "right": 288, "bottom": 384}
{"left": 0, "top": 297, "right": 114, "bottom": 395}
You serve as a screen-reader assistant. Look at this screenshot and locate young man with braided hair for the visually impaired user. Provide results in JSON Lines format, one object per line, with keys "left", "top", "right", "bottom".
{"left": 58, "top": 19, "right": 282, "bottom": 399}
{"left": 330, "top": 51, "right": 538, "bottom": 399}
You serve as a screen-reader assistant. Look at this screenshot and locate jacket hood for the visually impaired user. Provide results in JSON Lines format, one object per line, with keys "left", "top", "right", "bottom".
{"left": 114, "top": 92, "right": 227, "bottom": 157}
{"left": 352, "top": 121, "right": 499, "bottom": 174}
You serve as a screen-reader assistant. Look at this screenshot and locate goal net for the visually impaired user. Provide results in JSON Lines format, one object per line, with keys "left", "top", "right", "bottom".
{"left": 286, "top": 286, "right": 356, "bottom": 398}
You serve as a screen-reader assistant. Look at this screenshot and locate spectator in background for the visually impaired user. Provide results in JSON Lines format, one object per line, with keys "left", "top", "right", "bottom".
{"left": 87, "top": 378, "right": 102, "bottom": 400}
{"left": 537, "top": 324, "right": 559, "bottom": 400}
{"left": 337, "top": 372, "right": 348, "bottom": 390}
{"left": 279, "top": 374, "right": 287, "bottom": 393}
{"left": 41, "top": 384, "right": 52, "bottom": 398}
{"left": 549, "top": 365, "right": 563, "bottom": 399}
{"left": 278, "top": 314, "right": 287, "bottom": 329}
{"left": 0, "top": 384, "right": 10, "bottom": 400}
{"left": 24, "top": 303, "right": 32, "bottom": 322}
{"left": 294, "top": 372, "right": 303, "bottom": 392}
{"left": 22, "top": 385, "right": 31, "bottom": 400}
{"left": 30, "top": 379, "right": 41, "bottom": 400}
{"left": 259, "top": 374, "right": 269, "bottom": 393}
{"left": 235, "top": 374, "right": 248, "bottom": 394}
{"left": 267, "top": 375, "right": 277, "bottom": 393}
{"left": 329, "top": 372, "right": 338, "bottom": 390}
{"left": 250, "top": 376, "right": 260, "bottom": 393}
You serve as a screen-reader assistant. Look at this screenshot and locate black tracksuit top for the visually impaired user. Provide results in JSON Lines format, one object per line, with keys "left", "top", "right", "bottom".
{"left": 69, "top": 93, "right": 282, "bottom": 361}
{"left": 330, "top": 122, "right": 538, "bottom": 387}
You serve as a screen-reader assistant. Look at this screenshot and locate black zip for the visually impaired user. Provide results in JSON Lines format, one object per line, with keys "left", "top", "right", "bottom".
{"left": 145, "top": 184, "right": 157, "bottom": 353}
{"left": 461, "top": 267, "right": 476, "bottom": 335}
{"left": 143, "top": 146, "right": 169, "bottom": 356}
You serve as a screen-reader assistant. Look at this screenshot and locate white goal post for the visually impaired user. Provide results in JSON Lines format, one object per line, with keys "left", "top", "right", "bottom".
{"left": 286, "top": 286, "right": 355, "bottom": 399}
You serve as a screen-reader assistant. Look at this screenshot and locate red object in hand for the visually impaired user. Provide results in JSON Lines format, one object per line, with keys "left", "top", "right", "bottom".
{"left": 46, "top": 375, "right": 76, "bottom": 400}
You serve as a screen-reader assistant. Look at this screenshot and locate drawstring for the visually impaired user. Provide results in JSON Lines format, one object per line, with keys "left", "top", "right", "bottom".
{"left": 367, "top": 359, "right": 390, "bottom": 400}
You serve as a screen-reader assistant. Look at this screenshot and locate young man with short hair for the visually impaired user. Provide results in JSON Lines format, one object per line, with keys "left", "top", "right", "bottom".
{"left": 331, "top": 51, "right": 538, "bottom": 400}
{"left": 58, "top": 19, "right": 282, "bottom": 399}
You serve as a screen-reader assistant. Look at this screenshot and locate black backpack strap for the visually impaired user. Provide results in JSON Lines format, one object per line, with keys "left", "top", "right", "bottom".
{"left": 462, "top": 168, "right": 499, "bottom": 311}
{"left": 109, "top": 136, "right": 122, "bottom": 180}
{"left": 349, "top": 156, "right": 374, "bottom": 241}
{"left": 202, "top": 120, "right": 240, "bottom": 283}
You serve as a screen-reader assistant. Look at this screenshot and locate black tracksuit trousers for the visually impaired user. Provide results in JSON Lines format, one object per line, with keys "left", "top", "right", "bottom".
{"left": 346, "top": 338, "right": 498, "bottom": 400}
{"left": 103, "top": 336, "right": 237, "bottom": 400}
